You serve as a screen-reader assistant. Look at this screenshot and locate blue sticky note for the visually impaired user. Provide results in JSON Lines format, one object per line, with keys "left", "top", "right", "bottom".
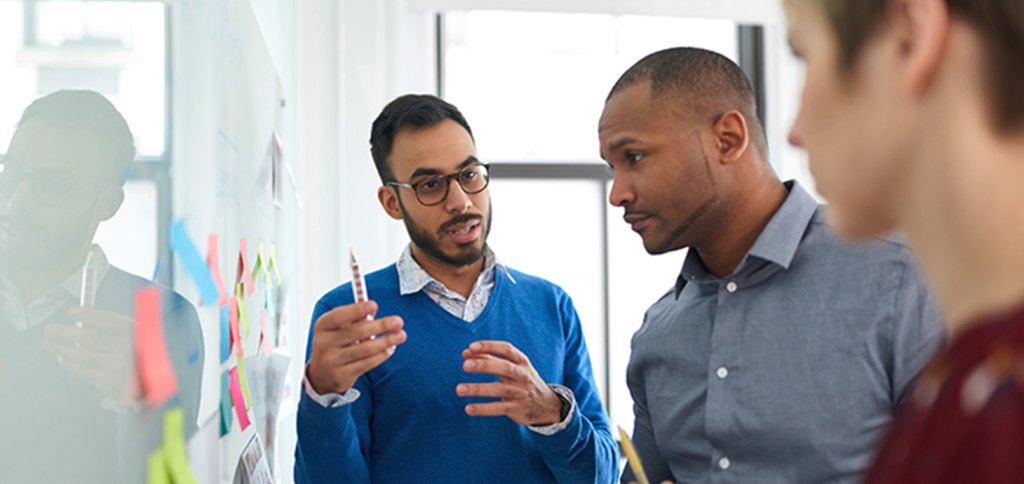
{"left": 170, "top": 221, "right": 221, "bottom": 306}
{"left": 220, "top": 305, "right": 230, "bottom": 364}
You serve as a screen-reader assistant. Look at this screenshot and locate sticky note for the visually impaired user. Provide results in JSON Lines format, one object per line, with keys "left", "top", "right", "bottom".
{"left": 237, "top": 238, "right": 255, "bottom": 297}
{"left": 163, "top": 408, "right": 199, "bottom": 484}
{"left": 238, "top": 355, "right": 253, "bottom": 410}
{"left": 260, "top": 308, "right": 272, "bottom": 357}
{"left": 146, "top": 448, "right": 170, "bottom": 484}
{"left": 237, "top": 284, "right": 250, "bottom": 340}
{"left": 220, "top": 369, "right": 233, "bottom": 437}
{"left": 170, "top": 221, "right": 221, "bottom": 306}
{"left": 219, "top": 305, "right": 230, "bottom": 364}
{"left": 251, "top": 242, "right": 270, "bottom": 286}
{"left": 229, "top": 367, "right": 251, "bottom": 431}
{"left": 269, "top": 244, "right": 282, "bottom": 286}
{"left": 207, "top": 234, "right": 228, "bottom": 307}
{"left": 135, "top": 286, "right": 177, "bottom": 407}
{"left": 229, "top": 295, "right": 240, "bottom": 354}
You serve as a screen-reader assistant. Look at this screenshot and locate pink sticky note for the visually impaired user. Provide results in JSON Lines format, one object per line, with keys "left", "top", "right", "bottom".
{"left": 208, "top": 234, "right": 227, "bottom": 307}
{"left": 134, "top": 286, "right": 178, "bottom": 407}
{"left": 229, "top": 367, "right": 251, "bottom": 431}
{"left": 229, "top": 295, "right": 240, "bottom": 354}
{"left": 260, "top": 308, "right": 272, "bottom": 357}
{"left": 237, "top": 238, "right": 255, "bottom": 297}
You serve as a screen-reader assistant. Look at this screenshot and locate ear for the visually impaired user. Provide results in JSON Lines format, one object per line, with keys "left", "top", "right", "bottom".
{"left": 377, "top": 185, "right": 404, "bottom": 220}
{"left": 713, "top": 111, "right": 750, "bottom": 165}
{"left": 95, "top": 186, "right": 124, "bottom": 222}
{"left": 894, "top": 0, "right": 949, "bottom": 96}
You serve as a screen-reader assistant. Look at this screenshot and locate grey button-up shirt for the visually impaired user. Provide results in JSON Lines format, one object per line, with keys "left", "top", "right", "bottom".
{"left": 623, "top": 181, "right": 945, "bottom": 484}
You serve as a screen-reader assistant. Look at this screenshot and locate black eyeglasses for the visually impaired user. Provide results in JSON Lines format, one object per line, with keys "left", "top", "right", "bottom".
{"left": 0, "top": 162, "right": 108, "bottom": 207}
{"left": 387, "top": 162, "right": 490, "bottom": 206}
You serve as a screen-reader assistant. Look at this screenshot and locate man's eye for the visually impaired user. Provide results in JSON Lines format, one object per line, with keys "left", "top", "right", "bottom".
{"left": 626, "top": 152, "right": 644, "bottom": 164}
{"left": 420, "top": 179, "right": 441, "bottom": 190}
{"left": 461, "top": 170, "right": 477, "bottom": 181}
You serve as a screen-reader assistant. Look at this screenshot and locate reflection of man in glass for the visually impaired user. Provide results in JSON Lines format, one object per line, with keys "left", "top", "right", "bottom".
{"left": 0, "top": 90, "right": 203, "bottom": 483}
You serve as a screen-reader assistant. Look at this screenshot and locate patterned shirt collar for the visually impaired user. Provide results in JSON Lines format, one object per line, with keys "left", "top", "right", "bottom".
{"left": 0, "top": 244, "right": 111, "bottom": 331}
{"left": 396, "top": 244, "right": 515, "bottom": 298}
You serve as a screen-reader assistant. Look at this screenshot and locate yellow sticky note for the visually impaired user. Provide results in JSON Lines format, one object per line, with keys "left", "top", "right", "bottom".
{"left": 146, "top": 448, "right": 170, "bottom": 484}
{"left": 238, "top": 354, "right": 253, "bottom": 410}
{"left": 237, "top": 283, "right": 250, "bottom": 339}
{"left": 163, "top": 408, "right": 199, "bottom": 484}
{"left": 269, "top": 243, "right": 282, "bottom": 286}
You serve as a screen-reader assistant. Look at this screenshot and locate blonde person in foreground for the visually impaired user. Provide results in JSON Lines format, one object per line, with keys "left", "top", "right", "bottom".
{"left": 785, "top": 0, "right": 1024, "bottom": 482}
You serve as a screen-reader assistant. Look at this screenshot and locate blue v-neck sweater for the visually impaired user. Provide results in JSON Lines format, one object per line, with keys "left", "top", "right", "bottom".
{"left": 296, "top": 264, "right": 617, "bottom": 483}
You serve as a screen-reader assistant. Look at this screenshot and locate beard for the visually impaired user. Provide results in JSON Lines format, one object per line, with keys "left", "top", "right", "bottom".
{"left": 0, "top": 206, "right": 97, "bottom": 273}
{"left": 398, "top": 198, "right": 493, "bottom": 268}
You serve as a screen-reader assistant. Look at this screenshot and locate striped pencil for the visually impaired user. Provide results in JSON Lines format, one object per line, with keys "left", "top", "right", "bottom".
{"left": 350, "top": 248, "right": 372, "bottom": 321}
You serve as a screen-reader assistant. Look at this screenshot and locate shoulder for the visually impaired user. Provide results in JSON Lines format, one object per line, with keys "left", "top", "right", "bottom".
{"left": 800, "top": 208, "right": 917, "bottom": 270}
{"left": 503, "top": 266, "right": 571, "bottom": 301}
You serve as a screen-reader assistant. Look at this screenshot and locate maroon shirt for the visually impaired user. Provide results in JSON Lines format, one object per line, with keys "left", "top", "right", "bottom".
{"left": 866, "top": 302, "right": 1024, "bottom": 484}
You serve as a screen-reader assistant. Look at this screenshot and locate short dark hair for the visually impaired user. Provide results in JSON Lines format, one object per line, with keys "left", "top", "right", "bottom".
{"left": 608, "top": 47, "right": 768, "bottom": 158}
{"left": 369, "top": 94, "right": 474, "bottom": 184}
{"left": 803, "top": 0, "right": 1024, "bottom": 133}
{"left": 16, "top": 89, "right": 135, "bottom": 187}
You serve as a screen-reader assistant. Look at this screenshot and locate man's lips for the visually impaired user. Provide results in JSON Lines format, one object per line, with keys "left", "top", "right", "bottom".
{"left": 623, "top": 213, "right": 652, "bottom": 232}
{"left": 445, "top": 220, "right": 481, "bottom": 243}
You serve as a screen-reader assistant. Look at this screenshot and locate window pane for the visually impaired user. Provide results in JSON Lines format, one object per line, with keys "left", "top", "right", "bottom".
{"left": 93, "top": 178, "right": 158, "bottom": 280}
{"left": 486, "top": 179, "right": 608, "bottom": 404}
{"left": 0, "top": 1, "right": 166, "bottom": 158}
{"left": 444, "top": 11, "right": 737, "bottom": 162}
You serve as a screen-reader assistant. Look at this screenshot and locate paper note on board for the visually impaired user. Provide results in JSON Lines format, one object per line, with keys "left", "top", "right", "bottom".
{"left": 229, "top": 367, "right": 251, "bottom": 431}
{"left": 135, "top": 286, "right": 177, "bottom": 407}
{"left": 170, "top": 221, "right": 221, "bottom": 306}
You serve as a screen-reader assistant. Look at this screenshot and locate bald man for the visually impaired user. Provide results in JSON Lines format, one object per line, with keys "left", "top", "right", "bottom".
{"left": 599, "top": 48, "right": 945, "bottom": 484}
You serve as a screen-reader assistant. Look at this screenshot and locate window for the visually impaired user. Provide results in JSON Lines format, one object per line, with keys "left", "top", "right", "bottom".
{"left": 442, "top": 10, "right": 742, "bottom": 434}
{"left": 0, "top": 1, "right": 170, "bottom": 283}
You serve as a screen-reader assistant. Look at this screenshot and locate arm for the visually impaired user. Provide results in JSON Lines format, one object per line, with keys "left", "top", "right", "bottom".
{"left": 621, "top": 314, "right": 674, "bottom": 484}
{"left": 294, "top": 299, "right": 406, "bottom": 484}
{"left": 532, "top": 295, "right": 618, "bottom": 484}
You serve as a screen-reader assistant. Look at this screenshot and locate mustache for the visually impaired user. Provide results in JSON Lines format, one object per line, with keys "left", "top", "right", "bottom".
{"left": 438, "top": 213, "right": 483, "bottom": 233}
{"left": 0, "top": 213, "right": 45, "bottom": 232}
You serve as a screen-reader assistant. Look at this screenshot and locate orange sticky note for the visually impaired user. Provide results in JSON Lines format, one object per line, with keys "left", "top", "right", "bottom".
{"left": 260, "top": 308, "right": 272, "bottom": 357}
{"left": 229, "top": 367, "right": 251, "bottom": 431}
{"left": 134, "top": 286, "right": 178, "bottom": 407}
{"left": 237, "top": 238, "right": 255, "bottom": 297}
{"left": 229, "top": 294, "right": 239, "bottom": 353}
{"left": 207, "top": 234, "right": 227, "bottom": 307}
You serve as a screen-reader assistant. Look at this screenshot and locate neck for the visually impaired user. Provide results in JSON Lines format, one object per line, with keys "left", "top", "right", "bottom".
{"left": 410, "top": 244, "right": 486, "bottom": 298}
{"left": 9, "top": 245, "right": 91, "bottom": 304}
{"left": 900, "top": 113, "right": 1024, "bottom": 335}
{"left": 696, "top": 169, "right": 788, "bottom": 279}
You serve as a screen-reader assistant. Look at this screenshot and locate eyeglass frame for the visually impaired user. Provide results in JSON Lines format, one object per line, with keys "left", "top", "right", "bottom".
{"left": 0, "top": 161, "right": 113, "bottom": 207}
{"left": 385, "top": 161, "right": 491, "bottom": 206}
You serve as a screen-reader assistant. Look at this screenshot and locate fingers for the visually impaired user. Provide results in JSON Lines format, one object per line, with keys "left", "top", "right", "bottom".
{"left": 465, "top": 340, "right": 528, "bottom": 365}
{"left": 307, "top": 322, "right": 407, "bottom": 394}
{"left": 463, "top": 400, "right": 513, "bottom": 417}
{"left": 314, "top": 301, "right": 378, "bottom": 332}
{"left": 455, "top": 382, "right": 520, "bottom": 399}
{"left": 463, "top": 355, "right": 524, "bottom": 381}
{"left": 41, "top": 339, "right": 113, "bottom": 370}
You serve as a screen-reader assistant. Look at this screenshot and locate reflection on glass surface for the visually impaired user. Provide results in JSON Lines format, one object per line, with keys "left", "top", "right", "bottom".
{"left": 0, "top": 90, "right": 200, "bottom": 483}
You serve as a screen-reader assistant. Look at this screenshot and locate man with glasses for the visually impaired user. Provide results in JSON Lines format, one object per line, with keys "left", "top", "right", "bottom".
{"left": 0, "top": 90, "right": 203, "bottom": 483}
{"left": 296, "top": 94, "right": 617, "bottom": 484}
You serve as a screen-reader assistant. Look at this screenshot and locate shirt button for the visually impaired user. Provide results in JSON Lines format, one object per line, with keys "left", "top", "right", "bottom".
{"left": 719, "top": 457, "right": 731, "bottom": 470}
{"left": 726, "top": 282, "right": 738, "bottom": 293}
{"left": 716, "top": 367, "right": 729, "bottom": 379}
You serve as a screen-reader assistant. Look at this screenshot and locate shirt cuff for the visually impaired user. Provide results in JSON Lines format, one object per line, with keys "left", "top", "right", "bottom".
{"left": 302, "top": 371, "right": 360, "bottom": 408}
{"left": 527, "top": 385, "right": 575, "bottom": 436}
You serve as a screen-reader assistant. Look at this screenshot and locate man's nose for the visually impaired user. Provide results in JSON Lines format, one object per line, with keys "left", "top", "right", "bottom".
{"left": 444, "top": 179, "right": 473, "bottom": 213}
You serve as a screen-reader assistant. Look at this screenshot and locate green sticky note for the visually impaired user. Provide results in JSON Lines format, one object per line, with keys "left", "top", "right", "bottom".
{"left": 237, "top": 284, "right": 251, "bottom": 340}
{"left": 220, "top": 370, "right": 233, "bottom": 437}
{"left": 147, "top": 448, "right": 170, "bottom": 484}
{"left": 162, "top": 408, "right": 199, "bottom": 484}
{"left": 237, "top": 356, "right": 253, "bottom": 410}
